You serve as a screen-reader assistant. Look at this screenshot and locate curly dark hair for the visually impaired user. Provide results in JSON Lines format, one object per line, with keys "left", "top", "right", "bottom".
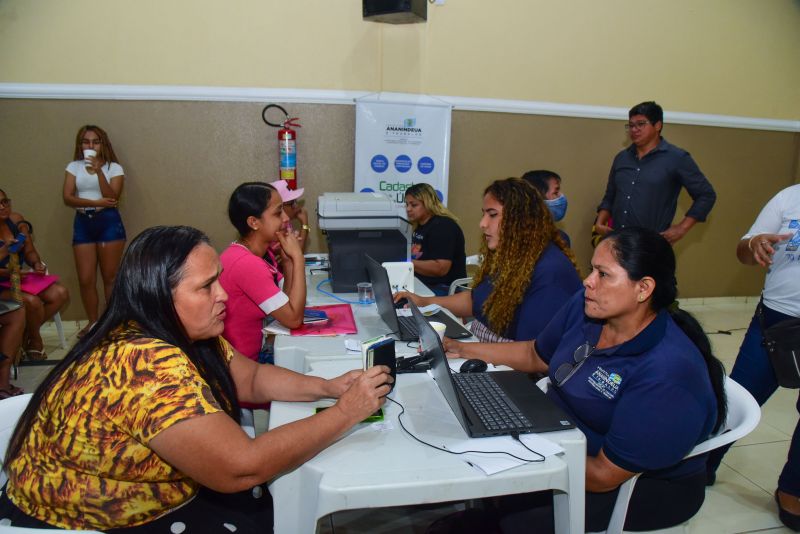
{"left": 473, "top": 177, "right": 579, "bottom": 336}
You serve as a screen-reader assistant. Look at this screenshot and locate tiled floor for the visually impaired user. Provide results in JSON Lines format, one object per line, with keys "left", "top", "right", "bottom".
{"left": 14, "top": 300, "right": 799, "bottom": 533}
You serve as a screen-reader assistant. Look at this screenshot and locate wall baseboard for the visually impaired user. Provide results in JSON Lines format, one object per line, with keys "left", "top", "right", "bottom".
{"left": 1, "top": 83, "right": 798, "bottom": 133}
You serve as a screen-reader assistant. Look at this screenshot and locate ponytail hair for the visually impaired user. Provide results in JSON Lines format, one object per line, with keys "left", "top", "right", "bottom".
{"left": 603, "top": 227, "right": 727, "bottom": 432}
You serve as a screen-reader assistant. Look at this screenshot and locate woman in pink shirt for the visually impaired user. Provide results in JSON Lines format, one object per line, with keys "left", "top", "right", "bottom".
{"left": 219, "top": 182, "right": 306, "bottom": 369}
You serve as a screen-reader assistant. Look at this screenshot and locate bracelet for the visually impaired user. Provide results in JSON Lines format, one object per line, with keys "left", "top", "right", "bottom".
{"left": 747, "top": 235, "right": 759, "bottom": 253}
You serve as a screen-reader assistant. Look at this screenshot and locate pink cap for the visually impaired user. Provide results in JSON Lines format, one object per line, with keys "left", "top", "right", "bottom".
{"left": 269, "top": 180, "right": 304, "bottom": 203}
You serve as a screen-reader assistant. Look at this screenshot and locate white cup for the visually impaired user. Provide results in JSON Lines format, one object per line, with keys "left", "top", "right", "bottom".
{"left": 429, "top": 321, "right": 447, "bottom": 340}
{"left": 356, "top": 282, "right": 373, "bottom": 305}
{"left": 83, "top": 149, "right": 97, "bottom": 167}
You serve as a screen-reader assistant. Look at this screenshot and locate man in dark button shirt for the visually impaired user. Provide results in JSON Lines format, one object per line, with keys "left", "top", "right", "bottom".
{"left": 595, "top": 101, "right": 716, "bottom": 244}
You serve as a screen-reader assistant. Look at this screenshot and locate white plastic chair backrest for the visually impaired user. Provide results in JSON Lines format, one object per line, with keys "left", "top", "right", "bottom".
{"left": 0, "top": 394, "right": 32, "bottom": 488}
{"left": 447, "top": 277, "right": 473, "bottom": 296}
{"left": 599, "top": 376, "right": 761, "bottom": 534}
{"left": 466, "top": 254, "right": 482, "bottom": 266}
{"left": 0, "top": 395, "right": 104, "bottom": 533}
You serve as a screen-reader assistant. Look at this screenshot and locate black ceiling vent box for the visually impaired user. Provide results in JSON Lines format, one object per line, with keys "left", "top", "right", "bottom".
{"left": 363, "top": 0, "right": 427, "bottom": 24}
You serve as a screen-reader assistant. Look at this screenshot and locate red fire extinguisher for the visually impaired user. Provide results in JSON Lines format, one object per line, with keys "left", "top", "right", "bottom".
{"left": 262, "top": 104, "right": 301, "bottom": 190}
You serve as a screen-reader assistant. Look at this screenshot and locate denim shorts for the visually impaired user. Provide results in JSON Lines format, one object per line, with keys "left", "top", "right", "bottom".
{"left": 72, "top": 208, "right": 127, "bottom": 245}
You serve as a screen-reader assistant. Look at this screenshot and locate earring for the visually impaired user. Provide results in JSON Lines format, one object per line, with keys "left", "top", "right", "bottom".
{"left": 638, "top": 295, "right": 645, "bottom": 302}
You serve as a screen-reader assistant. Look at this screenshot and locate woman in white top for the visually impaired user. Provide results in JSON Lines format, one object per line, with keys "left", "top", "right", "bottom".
{"left": 62, "top": 125, "right": 127, "bottom": 337}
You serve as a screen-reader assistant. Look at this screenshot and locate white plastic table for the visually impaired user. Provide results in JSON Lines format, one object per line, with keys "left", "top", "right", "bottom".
{"left": 273, "top": 273, "right": 445, "bottom": 374}
{"left": 268, "top": 361, "right": 586, "bottom": 534}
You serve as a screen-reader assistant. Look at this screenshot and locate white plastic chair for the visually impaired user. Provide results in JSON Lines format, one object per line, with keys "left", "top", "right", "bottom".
{"left": 447, "top": 277, "right": 473, "bottom": 296}
{"left": 537, "top": 376, "right": 761, "bottom": 534}
{"left": 596, "top": 376, "right": 760, "bottom": 534}
{"left": 466, "top": 254, "right": 482, "bottom": 267}
{"left": 42, "top": 263, "right": 66, "bottom": 350}
{"left": 447, "top": 254, "right": 483, "bottom": 295}
{"left": 0, "top": 394, "right": 103, "bottom": 533}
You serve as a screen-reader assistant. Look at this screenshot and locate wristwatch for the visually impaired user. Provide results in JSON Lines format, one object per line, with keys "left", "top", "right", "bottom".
{"left": 301, "top": 224, "right": 311, "bottom": 232}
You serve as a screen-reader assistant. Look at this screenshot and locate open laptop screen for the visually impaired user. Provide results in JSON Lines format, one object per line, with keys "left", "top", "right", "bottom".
{"left": 364, "top": 254, "right": 402, "bottom": 333}
{"left": 408, "top": 301, "right": 470, "bottom": 430}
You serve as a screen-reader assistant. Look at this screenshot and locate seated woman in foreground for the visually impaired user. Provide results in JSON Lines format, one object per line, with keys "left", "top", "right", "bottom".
{"left": 0, "top": 226, "right": 391, "bottom": 532}
{"left": 220, "top": 182, "right": 306, "bottom": 367}
{"left": 461, "top": 227, "right": 727, "bottom": 533}
{"left": 395, "top": 177, "right": 581, "bottom": 351}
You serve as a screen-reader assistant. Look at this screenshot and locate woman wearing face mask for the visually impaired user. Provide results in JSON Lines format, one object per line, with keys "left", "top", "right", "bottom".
{"left": 395, "top": 178, "right": 581, "bottom": 347}
{"left": 219, "top": 182, "right": 306, "bottom": 371}
{"left": 522, "top": 170, "right": 570, "bottom": 246}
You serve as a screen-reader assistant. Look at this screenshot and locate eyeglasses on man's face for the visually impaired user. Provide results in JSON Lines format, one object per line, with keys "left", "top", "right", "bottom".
{"left": 554, "top": 342, "right": 595, "bottom": 387}
{"left": 0, "top": 198, "right": 11, "bottom": 207}
{"left": 624, "top": 120, "right": 651, "bottom": 131}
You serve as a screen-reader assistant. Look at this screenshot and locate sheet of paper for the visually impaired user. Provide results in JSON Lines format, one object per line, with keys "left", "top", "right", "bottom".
{"left": 264, "top": 322, "right": 290, "bottom": 335}
{"left": 397, "top": 303, "right": 441, "bottom": 317}
{"left": 444, "top": 434, "right": 564, "bottom": 476}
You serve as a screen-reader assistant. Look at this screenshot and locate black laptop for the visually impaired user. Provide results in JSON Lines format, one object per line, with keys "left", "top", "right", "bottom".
{"left": 409, "top": 301, "right": 575, "bottom": 438}
{"left": 364, "top": 254, "right": 472, "bottom": 342}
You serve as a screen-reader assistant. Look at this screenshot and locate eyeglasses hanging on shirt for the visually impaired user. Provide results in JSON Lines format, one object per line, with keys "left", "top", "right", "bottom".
{"left": 554, "top": 342, "right": 595, "bottom": 387}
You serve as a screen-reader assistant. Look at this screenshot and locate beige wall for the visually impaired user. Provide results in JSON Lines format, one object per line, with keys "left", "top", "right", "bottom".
{"left": 1, "top": 1, "right": 799, "bottom": 119}
{"left": 1, "top": 99, "right": 797, "bottom": 319}
{"left": 1, "top": 1, "right": 799, "bottom": 320}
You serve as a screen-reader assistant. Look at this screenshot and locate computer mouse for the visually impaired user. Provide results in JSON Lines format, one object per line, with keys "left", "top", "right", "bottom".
{"left": 394, "top": 298, "right": 408, "bottom": 309}
{"left": 460, "top": 359, "right": 488, "bottom": 373}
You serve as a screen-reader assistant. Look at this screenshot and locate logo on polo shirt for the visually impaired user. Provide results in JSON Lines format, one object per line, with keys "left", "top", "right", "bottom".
{"left": 589, "top": 367, "right": 622, "bottom": 399}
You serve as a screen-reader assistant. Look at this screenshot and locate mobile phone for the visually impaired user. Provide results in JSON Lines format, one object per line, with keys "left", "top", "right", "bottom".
{"left": 303, "top": 309, "right": 330, "bottom": 325}
{"left": 315, "top": 406, "right": 384, "bottom": 423}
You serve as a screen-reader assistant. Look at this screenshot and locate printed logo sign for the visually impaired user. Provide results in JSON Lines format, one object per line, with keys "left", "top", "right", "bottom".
{"left": 588, "top": 367, "right": 622, "bottom": 400}
{"left": 355, "top": 95, "right": 452, "bottom": 205}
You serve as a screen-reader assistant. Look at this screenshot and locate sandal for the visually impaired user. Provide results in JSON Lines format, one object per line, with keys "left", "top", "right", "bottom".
{"left": 25, "top": 349, "right": 47, "bottom": 361}
{"left": 0, "top": 385, "right": 25, "bottom": 400}
{"left": 77, "top": 322, "right": 95, "bottom": 339}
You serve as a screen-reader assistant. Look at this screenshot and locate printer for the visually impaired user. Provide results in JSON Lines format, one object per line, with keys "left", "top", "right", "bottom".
{"left": 317, "top": 192, "right": 411, "bottom": 292}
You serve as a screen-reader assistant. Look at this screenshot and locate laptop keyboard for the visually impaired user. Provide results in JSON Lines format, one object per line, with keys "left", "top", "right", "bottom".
{"left": 453, "top": 373, "right": 532, "bottom": 431}
{"left": 397, "top": 315, "right": 420, "bottom": 337}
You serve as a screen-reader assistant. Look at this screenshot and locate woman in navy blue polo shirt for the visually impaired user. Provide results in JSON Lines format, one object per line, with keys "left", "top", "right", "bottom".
{"left": 448, "top": 227, "right": 727, "bottom": 532}
{"left": 395, "top": 178, "right": 581, "bottom": 348}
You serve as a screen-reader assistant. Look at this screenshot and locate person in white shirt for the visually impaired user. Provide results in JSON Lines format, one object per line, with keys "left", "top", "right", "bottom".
{"left": 706, "top": 184, "right": 800, "bottom": 530}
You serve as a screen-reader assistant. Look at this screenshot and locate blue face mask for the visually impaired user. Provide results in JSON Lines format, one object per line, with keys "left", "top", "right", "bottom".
{"left": 545, "top": 195, "right": 568, "bottom": 222}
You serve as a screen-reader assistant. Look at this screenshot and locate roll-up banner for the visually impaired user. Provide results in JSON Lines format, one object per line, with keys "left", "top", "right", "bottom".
{"left": 354, "top": 93, "right": 452, "bottom": 205}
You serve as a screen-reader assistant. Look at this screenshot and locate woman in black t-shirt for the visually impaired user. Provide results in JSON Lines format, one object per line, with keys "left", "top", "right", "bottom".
{"left": 404, "top": 183, "right": 466, "bottom": 295}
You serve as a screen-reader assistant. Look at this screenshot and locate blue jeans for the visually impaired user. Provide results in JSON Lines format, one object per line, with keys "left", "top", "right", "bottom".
{"left": 707, "top": 304, "right": 800, "bottom": 495}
